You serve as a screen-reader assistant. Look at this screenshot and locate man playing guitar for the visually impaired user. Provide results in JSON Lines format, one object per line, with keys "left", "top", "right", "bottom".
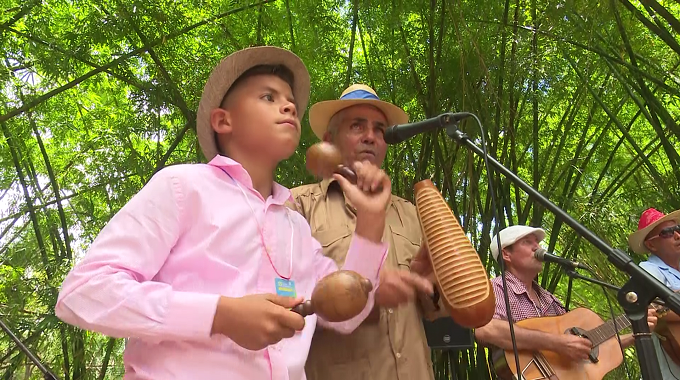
{"left": 630, "top": 208, "right": 680, "bottom": 379}
{"left": 475, "top": 225, "right": 657, "bottom": 379}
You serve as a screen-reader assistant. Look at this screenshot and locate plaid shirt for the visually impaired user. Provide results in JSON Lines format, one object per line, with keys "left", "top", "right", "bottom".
{"left": 491, "top": 271, "right": 566, "bottom": 322}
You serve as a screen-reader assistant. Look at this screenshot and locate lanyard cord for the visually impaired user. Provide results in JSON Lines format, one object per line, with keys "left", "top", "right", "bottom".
{"left": 218, "top": 167, "right": 294, "bottom": 280}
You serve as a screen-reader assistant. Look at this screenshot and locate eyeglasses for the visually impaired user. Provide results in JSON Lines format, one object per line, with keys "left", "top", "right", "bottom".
{"left": 647, "top": 225, "right": 680, "bottom": 240}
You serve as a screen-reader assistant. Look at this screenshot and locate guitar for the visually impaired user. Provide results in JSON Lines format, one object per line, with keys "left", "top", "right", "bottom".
{"left": 491, "top": 307, "right": 650, "bottom": 380}
{"left": 655, "top": 316, "right": 680, "bottom": 366}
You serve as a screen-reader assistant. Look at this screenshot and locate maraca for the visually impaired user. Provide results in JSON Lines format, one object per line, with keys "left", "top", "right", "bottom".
{"left": 305, "top": 142, "right": 357, "bottom": 182}
{"left": 305, "top": 142, "right": 382, "bottom": 191}
{"left": 292, "top": 270, "right": 373, "bottom": 322}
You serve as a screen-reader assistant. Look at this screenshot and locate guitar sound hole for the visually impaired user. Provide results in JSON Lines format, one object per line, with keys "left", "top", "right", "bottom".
{"left": 565, "top": 327, "right": 599, "bottom": 363}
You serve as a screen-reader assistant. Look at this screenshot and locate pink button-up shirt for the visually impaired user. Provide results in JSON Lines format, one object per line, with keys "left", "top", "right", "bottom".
{"left": 55, "top": 156, "right": 387, "bottom": 380}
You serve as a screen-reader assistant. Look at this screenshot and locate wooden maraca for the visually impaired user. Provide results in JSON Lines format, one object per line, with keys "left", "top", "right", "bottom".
{"left": 305, "top": 142, "right": 357, "bottom": 182}
{"left": 291, "top": 270, "right": 373, "bottom": 322}
{"left": 305, "top": 142, "right": 382, "bottom": 191}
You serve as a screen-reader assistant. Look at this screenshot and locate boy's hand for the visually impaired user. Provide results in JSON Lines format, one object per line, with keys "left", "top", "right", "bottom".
{"left": 211, "top": 294, "right": 306, "bottom": 351}
{"left": 375, "top": 269, "right": 434, "bottom": 308}
{"left": 334, "top": 161, "right": 391, "bottom": 242}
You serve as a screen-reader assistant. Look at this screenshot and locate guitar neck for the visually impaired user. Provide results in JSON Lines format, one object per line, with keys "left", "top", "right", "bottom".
{"left": 586, "top": 314, "right": 631, "bottom": 346}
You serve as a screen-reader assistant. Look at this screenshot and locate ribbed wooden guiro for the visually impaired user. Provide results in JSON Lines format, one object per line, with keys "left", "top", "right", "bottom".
{"left": 414, "top": 179, "right": 495, "bottom": 328}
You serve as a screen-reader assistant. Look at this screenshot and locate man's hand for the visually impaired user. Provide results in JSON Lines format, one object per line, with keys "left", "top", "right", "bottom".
{"left": 374, "top": 269, "right": 434, "bottom": 308}
{"left": 211, "top": 294, "right": 306, "bottom": 351}
{"left": 334, "top": 161, "right": 392, "bottom": 242}
{"left": 647, "top": 307, "right": 658, "bottom": 331}
{"left": 410, "top": 243, "right": 434, "bottom": 278}
{"left": 552, "top": 334, "right": 593, "bottom": 361}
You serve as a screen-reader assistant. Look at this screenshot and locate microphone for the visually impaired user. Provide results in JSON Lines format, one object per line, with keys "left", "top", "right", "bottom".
{"left": 383, "top": 112, "right": 472, "bottom": 144}
{"left": 534, "top": 248, "right": 589, "bottom": 270}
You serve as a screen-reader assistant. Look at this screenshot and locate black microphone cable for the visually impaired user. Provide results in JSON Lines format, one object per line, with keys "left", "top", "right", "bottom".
{"left": 453, "top": 112, "right": 523, "bottom": 379}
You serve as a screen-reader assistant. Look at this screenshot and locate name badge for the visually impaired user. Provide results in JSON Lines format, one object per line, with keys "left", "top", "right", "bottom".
{"left": 275, "top": 278, "right": 296, "bottom": 298}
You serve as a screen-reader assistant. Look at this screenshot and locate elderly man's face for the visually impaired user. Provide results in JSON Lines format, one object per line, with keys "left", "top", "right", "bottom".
{"left": 324, "top": 104, "right": 388, "bottom": 167}
{"left": 645, "top": 220, "right": 680, "bottom": 258}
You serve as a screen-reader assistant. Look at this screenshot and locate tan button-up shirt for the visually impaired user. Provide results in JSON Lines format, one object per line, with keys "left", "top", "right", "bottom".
{"left": 290, "top": 179, "right": 444, "bottom": 380}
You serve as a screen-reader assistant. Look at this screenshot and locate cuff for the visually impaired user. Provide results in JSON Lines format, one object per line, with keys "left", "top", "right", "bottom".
{"left": 165, "top": 291, "right": 221, "bottom": 339}
{"left": 342, "top": 232, "right": 388, "bottom": 282}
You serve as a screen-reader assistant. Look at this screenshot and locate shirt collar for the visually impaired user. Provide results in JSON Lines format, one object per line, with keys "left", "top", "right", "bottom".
{"left": 207, "top": 155, "right": 293, "bottom": 204}
{"left": 503, "top": 271, "right": 542, "bottom": 296}
{"left": 320, "top": 177, "right": 336, "bottom": 197}
{"left": 649, "top": 255, "right": 674, "bottom": 271}
{"left": 503, "top": 271, "right": 529, "bottom": 295}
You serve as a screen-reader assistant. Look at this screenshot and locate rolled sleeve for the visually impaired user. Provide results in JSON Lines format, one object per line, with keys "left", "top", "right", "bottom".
{"left": 165, "top": 291, "right": 221, "bottom": 339}
{"left": 55, "top": 168, "right": 218, "bottom": 342}
{"left": 491, "top": 280, "right": 508, "bottom": 320}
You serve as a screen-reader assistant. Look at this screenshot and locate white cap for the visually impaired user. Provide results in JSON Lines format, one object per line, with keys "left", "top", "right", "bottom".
{"left": 490, "top": 225, "right": 546, "bottom": 262}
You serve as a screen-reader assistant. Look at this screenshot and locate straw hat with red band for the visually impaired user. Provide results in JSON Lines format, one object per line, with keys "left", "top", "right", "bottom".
{"left": 196, "top": 46, "right": 311, "bottom": 161}
{"left": 308, "top": 84, "right": 409, "bottom": 140}
{"left": 628, "top": 208, "right": 680, "bottom": 254}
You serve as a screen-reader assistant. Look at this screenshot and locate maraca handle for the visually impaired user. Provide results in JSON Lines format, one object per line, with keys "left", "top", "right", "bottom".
{"left": 335, "top": 166, "right": 357, "bottom": 183}
{"left": 334, "top": 165, "right": 383, "bottom": 192}
{"left": 291, "top": 300, "right": 314, "bottom": 317}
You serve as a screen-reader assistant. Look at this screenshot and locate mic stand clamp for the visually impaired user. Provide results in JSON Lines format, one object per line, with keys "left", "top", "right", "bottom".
{"left": 617, "top": 261, "right": 660, "bottom": 380}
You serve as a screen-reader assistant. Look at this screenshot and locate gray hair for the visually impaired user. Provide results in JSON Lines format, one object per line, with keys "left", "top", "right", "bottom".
{"left": 326, "top": 108, "right": 347, "bottom": 141}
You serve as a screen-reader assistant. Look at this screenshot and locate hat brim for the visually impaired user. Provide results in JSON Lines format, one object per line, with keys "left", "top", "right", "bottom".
{"left": 628, "top": 209, "right": 680, "bottom": 254}
{"left": 196, "top": 46, "right": 311, "bottom": 161}
{"left": 491, "top": 227, "right": 546, "bottom": 261}
{"left": 308, "top": 98, "right": 409, "bottom": 140}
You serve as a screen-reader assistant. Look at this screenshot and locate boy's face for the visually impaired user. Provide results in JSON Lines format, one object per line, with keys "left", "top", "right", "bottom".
{"left": 213, "top": 74, "right": 300, "bottom": 162}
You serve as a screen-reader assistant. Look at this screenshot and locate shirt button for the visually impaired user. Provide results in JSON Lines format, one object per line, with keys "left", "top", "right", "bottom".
{"left": 388, "top": 308, "right": 393, "bottom": 314}
{"left": 396, "top": 353, "right": 401, "bottom": 359}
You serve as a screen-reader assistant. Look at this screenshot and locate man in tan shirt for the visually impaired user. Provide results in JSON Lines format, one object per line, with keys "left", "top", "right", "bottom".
{"left": 291, "top": 84, "right": 447, "bottom": 380}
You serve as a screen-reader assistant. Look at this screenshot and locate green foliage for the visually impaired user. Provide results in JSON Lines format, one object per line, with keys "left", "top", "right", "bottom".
{"left": 0, "top": 0, "right": 678, "bottom": 378}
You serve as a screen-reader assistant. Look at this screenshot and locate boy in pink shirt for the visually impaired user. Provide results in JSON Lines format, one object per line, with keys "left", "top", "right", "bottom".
{"left": 55, "top": 46, "right": 431, "bottom": 379}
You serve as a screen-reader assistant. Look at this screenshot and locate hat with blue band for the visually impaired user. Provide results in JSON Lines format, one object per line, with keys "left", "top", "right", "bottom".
{"left": 308, "top": 84, "right": 409, "bottom": 140}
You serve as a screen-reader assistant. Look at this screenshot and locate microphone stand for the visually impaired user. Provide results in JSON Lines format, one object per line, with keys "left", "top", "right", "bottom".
{"left": 0, "top": 317, "right": 59, "bottom": 380}
{"left": 563, "top": 266, "right": 620, "bottom": 310}
{"left": 442, "top": 115, "right": 678, "bottom": 380}
{"left": 563, "top": 268, "right": 622, "bottom": 292}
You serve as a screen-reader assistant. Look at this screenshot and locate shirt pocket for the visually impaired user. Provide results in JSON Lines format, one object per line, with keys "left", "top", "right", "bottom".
{"left": 389, "top": 225, "right": 421, "bottom": 270}
{"left": 313, "top": 227, "right": 353, "bottom": 267}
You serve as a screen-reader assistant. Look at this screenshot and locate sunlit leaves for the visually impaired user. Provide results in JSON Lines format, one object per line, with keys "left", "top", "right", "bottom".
{"left": 0, "top": 0, "right": 678, "bottom": 378}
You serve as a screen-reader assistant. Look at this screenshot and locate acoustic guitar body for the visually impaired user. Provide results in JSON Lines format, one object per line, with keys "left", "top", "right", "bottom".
{"left": 656, "top": 321, "right": 680, "bottom": 367}
{"left": 493, "top": 308, "right": 623, "bottom": 380}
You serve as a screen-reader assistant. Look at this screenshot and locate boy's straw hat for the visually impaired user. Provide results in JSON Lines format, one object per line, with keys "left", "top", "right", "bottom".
{"left": 197, "top": 46, "right": 311, "bottom": 160}
{"left": 308, "top": 84, "right": 409, "bottom": 140}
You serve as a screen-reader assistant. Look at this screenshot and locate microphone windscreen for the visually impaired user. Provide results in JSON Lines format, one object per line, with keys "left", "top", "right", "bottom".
{"left": 534, "top": 248, "right": 547, "bottom": 260}
{"left": 414, "top": 179, "right": 495, "bottom": 328}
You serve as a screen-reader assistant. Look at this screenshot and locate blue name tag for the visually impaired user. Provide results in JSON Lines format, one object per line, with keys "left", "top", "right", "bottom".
{"left": 275, "top": 278, "right": 296, "bottom": 297}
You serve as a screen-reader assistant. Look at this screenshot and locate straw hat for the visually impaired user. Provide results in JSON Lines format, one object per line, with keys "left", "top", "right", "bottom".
{"left": 196, "top": 46, "right": 311, "bottom": 160}
{"left": 628, "top": 208, "right": 680, "bottom": 253}
{"left": 308, "top": 84, "right": 408, "bottom": 140}
{"left": 490, "top": 225, "right": 546, "bottom": 262}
